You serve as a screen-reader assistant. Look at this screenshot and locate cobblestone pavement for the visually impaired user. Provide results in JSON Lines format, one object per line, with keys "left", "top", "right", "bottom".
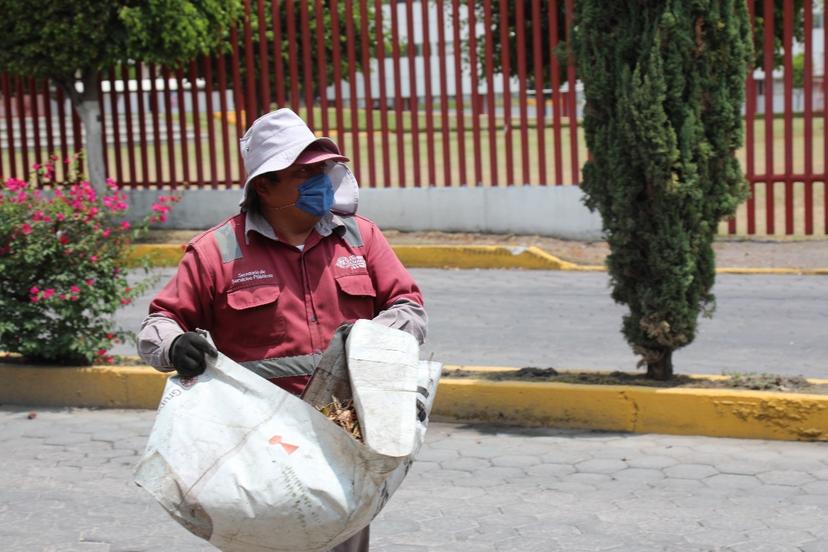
{"left": 2, "top": 407, "right": 828, "bottom": 552}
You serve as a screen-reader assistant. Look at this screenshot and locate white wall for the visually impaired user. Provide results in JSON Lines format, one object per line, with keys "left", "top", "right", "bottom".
{"left": 123, "top": 185, "right": 604, "bottom": 241}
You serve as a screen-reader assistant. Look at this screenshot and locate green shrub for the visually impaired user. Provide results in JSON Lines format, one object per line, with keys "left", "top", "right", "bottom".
{"left": 0, "top": 155, "right": 178, "bottom": 365}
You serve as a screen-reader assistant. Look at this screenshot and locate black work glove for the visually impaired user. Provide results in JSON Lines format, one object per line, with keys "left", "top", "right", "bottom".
{"left": 170, "top": 332, "right": 218, "bottom": 378}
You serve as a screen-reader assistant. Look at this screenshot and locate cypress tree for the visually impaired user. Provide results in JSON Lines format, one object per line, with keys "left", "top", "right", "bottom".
{"left": 575, "top": 1, "right": 752, "bottom": 380}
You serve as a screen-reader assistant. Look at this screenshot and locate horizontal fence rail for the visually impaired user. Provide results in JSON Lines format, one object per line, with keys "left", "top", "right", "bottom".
{"left": 0, "top": 0, "right": 826, "bottom": 236}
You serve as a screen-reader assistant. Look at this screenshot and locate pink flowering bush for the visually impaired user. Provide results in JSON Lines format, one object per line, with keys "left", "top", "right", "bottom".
{"left": 0, "top": 155, "right": 179, "bottom": 365}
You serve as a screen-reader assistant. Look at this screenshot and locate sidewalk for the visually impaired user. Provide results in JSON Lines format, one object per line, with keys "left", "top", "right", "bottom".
{"left": 141, "top": 229, "right": 828, "bottom": 271}
{"left": 2, "top": 406, "right": 827, "bottom": 552}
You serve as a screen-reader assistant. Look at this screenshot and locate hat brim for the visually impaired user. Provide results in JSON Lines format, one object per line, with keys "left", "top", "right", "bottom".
{"left": 239, "top": 136, "right": 343, "bottom": 206}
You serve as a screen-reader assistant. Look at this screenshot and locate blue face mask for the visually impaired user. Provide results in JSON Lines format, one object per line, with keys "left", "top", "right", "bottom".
{"left": 295, "top": 173, "right": 334, "bottom": 217}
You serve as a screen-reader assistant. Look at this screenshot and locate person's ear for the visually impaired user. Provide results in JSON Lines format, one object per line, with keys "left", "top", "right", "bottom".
{"left": 252, "top": 176, "right": 271, "bottom": 197}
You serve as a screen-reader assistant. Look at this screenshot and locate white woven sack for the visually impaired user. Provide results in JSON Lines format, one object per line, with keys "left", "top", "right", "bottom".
{"left": 134, "top": 322, "right": 441, "bottom": 552}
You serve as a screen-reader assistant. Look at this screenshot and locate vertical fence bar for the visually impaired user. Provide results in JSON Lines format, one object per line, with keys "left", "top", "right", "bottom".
{"left": 783, "top": 0, "right": 794, "bottom": 234}
{"left": 316, "top": 0, "right": 331, "bottom": 135}
{"left": 202, "top": 56, "right": 218, "bottom": 188}
{"left": 330, "top": 0, "right": 345, "bottom": 148}
{"left": 390, "top": 1, "right": 406, "bottom": 184}
{"left": 436, "top": 0, "right": 451, "bottom": 186}
{"left": 824, "top": 0, "right": 828, "bottom": 233}
{"left": 547, "top": 0, "right": 563, "bottom": 183}
{"left": 56, "top": 86, "right": 68, "bottom": 180}
{"left": 121, "top": 65, "right": 136, "bottom": 185}
{"left": 564, "top": 0, "right": 579, "bottom": 184}
{"left": 499, "top": 0, "right": 514, "bottom": 185}
{"left": 243, "top": 0, "right": 259, "bottom": 123}
{"left": 803, "top": 0, "right": 813, "bottom": 235}
{"left": 176, "top": 68, "right": 190, "bottom": 185}
{"left": 451, "top": 0, "right": 467, "bottom": 185}
{"left": 189, "top": 61, "right": 204, "bottom": 186}
{"left": 745, "top": 2, "right": 757, "bottom": 234}
{"left": 175, "top": 69, "right": 190, "bottom": 186}
{"left": 515, "top": 0, "right": 530, "bottom": 184}
{"left": 42, "top": 80, "right": 55, "bottom": 164}
{"left": 763, "top": 0, "right": 775, "bottom": 233}
{"left": 137, "top": 62, "right": 151, "bottom": 185}
{"left": 16, "top": 78, "right": 30, "bottom": 176}
{"left": 467, "top": 0, "right": 483, "bottom": 186}
{"left": 345, "top": 0, "right": 361, "bottom": 181}
{"left": 30, "top": 79, "right": 42, "bottom": 167}
{"left": 148, "top": 65, "right": 163, "bottom": 184}
{"left": 217, "top": 54, "right": 233, "bottom": 185}
{"left": 406, "top": 0, "right": 421, "bottom": 186}
{"left": 532, "top": 0, "right": 546, "bottom": 185}
{"left": 272, "top": 0, "right": 286, "bottom": 107}
{"left": 257, "top": 0, "right": 272, "bottom": 114}
{"left": 286, "top": 0, "right": 300, "bottom": 112}
{"left": 361, "top": 0, "right": 377, "bottom": 186}
{"left": 1, "top": 75, "right": 14, "bottom": 177}
{"left": 421, "top": 0, "right": 435, "bottom": 186}
{"left": 108, "top": 69, "right": 123, "bottom": 184}
{"left": 375, "top": 0, "right": 391, "bottom": 187}
{"left": 70, "top": 94, "right": 82, "bottom": 157}
{"left": 301, "top": 0, "right": 315, "bottom": 129}
{"left": 97, "top": 74, "right": 110, "bottom": 178}
{"left": 162, "top": 68, "right": 176, "bottom": 185}
{"left": 482, "top": 1, "right": 498, "bottom": 186}
{"left": 230, "top": 26, "right": 246, "bottom": 183}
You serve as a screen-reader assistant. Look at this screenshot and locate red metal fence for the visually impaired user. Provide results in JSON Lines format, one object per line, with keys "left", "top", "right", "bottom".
{"left": 0, "top": 0, "right": 826, "bottom": 235}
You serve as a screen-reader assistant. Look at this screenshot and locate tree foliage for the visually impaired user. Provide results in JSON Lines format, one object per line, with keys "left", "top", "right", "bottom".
{"left": 0, "top": 0, "right": 241, "bottom": 190}
{"left": 230, "top": 0, "right": 381, "bottom": 116}
{"left": 481, "top": 0, "right": 802, "bottom": 89}
{"left": 575, "top": 0, "right": 752, "bottom": 380}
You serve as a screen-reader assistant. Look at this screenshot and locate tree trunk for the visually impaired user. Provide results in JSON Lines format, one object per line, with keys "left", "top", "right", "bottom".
{"left": 646, "top": 350, "right": 673, "bottom": 381}
{"left": 58, "top": 72, "right": 106, "bottom": 193}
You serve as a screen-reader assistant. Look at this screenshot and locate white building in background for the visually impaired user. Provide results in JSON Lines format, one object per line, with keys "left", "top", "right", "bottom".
{"left": 331, "top": 0, "right": 825, "bottom": 117}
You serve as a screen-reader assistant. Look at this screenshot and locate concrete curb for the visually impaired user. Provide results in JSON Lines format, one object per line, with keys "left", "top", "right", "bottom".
{"left": 2, "top": 362, "right": 826, "bottom": 442}
{"left": 127, "top": 243, "right": 828, "bottom": 274}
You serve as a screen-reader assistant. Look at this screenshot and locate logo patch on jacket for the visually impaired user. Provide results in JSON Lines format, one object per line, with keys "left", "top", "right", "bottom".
{"left": 336, "top": 255, "right": 367, "bottom": 270}
{"left": 231, "top": 269, "right": 274, "bottom": 285}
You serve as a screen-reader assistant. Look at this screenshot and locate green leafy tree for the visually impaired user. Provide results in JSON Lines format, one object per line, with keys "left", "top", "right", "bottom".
{"left": 0, "top": 0, "right": 241, "bottom": 191}
{"left": 233, "top": 0, "right": 381, "bottom": 117}
{"left": 575, "top": 0, "right": 752, "bottom": 380}
{"left": 481, "top": 0, "right": 799, "bottom": 91}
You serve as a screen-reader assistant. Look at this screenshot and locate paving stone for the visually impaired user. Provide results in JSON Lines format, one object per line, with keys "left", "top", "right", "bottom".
{"left": 490, "top": 455, "right": 541, "bottom": 468}
{"left": 611, "top": 468, "right": 665, "bottom": 482}
{"left": 705, "top": 473, "right": 762, "bottom": 490}
{"left": 5, "top": 413, "right": 828, "bottom": 551}
{"left": 439, "top": 457, "right": 490, "bottom": 471}
{"left": 802, "top": 480, "right": 828, "bottom": 494}
{"left": 574, "top": 458, "right": 628, "bottom": 474}
{"left": 801, "top": 539, "right": 828, "bottom": 552}
{"left": 664, "top": 463, "right": 718, "bottom": 479}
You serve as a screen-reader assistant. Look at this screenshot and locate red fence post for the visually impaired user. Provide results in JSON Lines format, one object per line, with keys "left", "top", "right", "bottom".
{"left": 451, "top": 0, "right": 467, "bottom": 186}
{"left": 499, "top": 0, "right": 513, "bottom": 185}
{"left": 360, "top": 0, "right": 377, "bottom": 187}
{"left": 467, "top": 0, "right": 483, "bottom": 186}
{"left": 803, "top": 0, "right": 813, "bottom": 235}
{"left": 436, "top": 0, "right": 452, "bottom": 186}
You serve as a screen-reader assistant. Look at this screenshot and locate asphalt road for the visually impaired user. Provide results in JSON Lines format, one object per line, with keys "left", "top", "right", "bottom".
{"left": 115, "top": 269, "right": 828, "bottom": 378}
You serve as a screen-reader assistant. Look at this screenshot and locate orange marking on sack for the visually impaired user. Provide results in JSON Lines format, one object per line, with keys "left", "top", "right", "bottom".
{"left": 269, "top": 435, "right": 298, "bottom": 454}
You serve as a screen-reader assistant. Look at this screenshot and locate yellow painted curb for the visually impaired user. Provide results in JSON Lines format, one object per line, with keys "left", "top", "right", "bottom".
{"left": 0, "top": 363, "right": 166, "bottom": 409}
{"left": 127, "top": 244, "right": 186, "bottom": 268}
{"left": 432, "top": 379, "right": 828, "bottom": 442}
{"left": 128, "top": 243, "right": 827, "bottom": 274}
{"left": 2, "top": 361, "right": 826, "bottom": 442}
